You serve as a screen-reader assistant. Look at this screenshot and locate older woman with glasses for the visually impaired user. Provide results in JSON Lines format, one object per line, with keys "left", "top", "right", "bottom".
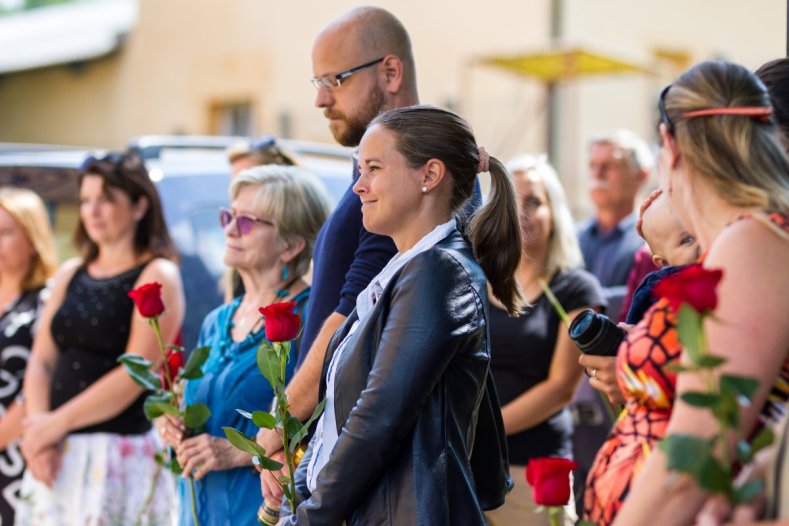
{"left": 584, "top": 60, "right": 789, "bottom": 526}
{"left": 158, "top": 165, "right": 331, "bottom": 525}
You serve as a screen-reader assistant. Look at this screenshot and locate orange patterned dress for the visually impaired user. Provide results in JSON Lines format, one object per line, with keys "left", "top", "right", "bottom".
{"left": 584, "top": 211, "right": 789, "bottom": 526}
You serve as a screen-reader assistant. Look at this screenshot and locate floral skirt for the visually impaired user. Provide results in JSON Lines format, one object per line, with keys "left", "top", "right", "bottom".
{"left": 15, "top": 431, "right": 177, "bottom": 526}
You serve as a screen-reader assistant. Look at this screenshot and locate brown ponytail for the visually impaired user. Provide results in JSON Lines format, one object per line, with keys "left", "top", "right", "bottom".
{"left": 371, "top": 105, "right": 525, "bottom": 315}
{"left": 469, "top": 157, "right": 525, "bottom": 315}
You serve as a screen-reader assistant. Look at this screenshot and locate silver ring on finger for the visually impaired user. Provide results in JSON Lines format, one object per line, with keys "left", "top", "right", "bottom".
{"left": 591, "top": 368, "right": 598, "bottom": 379}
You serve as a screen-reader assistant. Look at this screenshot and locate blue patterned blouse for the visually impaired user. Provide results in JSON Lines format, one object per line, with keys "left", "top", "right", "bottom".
{"left": 178, "top": 289, "right": 309, "bottom": 526}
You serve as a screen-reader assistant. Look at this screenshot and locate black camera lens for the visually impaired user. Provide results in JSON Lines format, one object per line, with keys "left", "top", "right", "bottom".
{"left": 568, "top": 309, "right": 625, "bottom": 356}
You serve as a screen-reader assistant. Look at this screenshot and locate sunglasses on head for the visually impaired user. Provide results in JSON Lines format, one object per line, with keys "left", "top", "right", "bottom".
{"left": 219, "top": 207, "right": 275, "bottom": 236}
{"left": 80, "top": 151, "right": 144, "bottom": 173}
{"left": 248, "top": 136, "right": 277, "bottom": 151}
{"left": 658, "top": 85, "right": 675, "bottom": 135}
{"left": 658, "top": 84, "right": 773, "bottom": 137}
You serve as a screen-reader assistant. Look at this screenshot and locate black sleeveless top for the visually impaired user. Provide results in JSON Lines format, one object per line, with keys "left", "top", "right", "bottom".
{"left": 50, "top": 262, "right": 151, "bottom": 435}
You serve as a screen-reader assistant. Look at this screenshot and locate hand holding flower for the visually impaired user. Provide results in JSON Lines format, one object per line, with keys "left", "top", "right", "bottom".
{"left": 175, "top": 433, "right": 249, "bottom": 481}
{"left": 260, "top": 450, "right": 288, "bottom": 507}
{"left": 120, "top": 281, "right": 211, "bottom": 526}
{"left": 224, "top": 301, "right": 325, "bottom": 523}
{"left": 156, "top": 414, "right": 186, "bottom": 449}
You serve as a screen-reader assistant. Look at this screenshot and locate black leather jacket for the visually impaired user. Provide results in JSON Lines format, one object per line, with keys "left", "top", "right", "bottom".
{"left": 293, "top": 230, "right": 512, "bottom": 525}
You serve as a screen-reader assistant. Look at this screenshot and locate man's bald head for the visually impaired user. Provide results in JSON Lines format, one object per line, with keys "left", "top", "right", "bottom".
{"left": 316, "top": 6, "right": 416, "bottom": 91}
{"left": 312, "top": 7, "right": 419, "bottom": 146}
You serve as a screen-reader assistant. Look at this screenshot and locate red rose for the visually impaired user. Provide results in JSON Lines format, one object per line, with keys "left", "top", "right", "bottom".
{"left": 653, "top": 264, "right": 724, "bottom": 314}
{"left": 259, "top": 301, "right": 301, "bottom": 342}
{"left": 161, "top": 348, "right": 184, "bottom": 391}
{"left": 128, "top": 282, "right": 165, "bottom": 318}
{"left": 525, "top": 457, "right": 577, "bottom": 506}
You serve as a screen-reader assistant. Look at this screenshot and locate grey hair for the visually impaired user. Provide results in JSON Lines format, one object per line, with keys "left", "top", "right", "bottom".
{"left": 589, "top": 128, "right": 654, "bottom": 175}
{"left": 229, "top": 165, "right": 332, "bottom": 277}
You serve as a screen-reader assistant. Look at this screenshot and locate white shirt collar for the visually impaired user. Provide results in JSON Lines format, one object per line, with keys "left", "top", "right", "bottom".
{"left": 356, "top": 218, "right": 457, "bottom": 320}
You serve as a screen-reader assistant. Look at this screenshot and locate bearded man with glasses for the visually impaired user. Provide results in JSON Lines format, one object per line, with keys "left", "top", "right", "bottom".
{"left": 256, "top": 5, "right": 418, "bottom": 508}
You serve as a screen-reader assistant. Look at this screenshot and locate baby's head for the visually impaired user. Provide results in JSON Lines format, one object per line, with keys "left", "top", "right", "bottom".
{"left": 636, "top": 189, "right": 699, "bottom": 268}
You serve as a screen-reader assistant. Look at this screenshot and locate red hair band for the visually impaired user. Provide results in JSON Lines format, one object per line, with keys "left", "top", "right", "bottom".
{"left": 682, "top": 106, "right": 773, "bottom": 123}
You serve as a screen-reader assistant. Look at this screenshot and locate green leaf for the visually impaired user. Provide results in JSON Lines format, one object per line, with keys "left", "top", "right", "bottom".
{"left": 697, "top": 456, "right": 731, "bottom": 493}
{"left": 735, "top": 440, "right": 752, "bottom": 463}
{"left": 285, "top": 416, "right": 302, "bottom": 437}
{"left": 716, "top": 391, "right": 742, "bottom": 428}
{"left": 256, "top": 455, "right": 284, "bottom": 471}
{"left": 118, "top": 354, "right": 161, "bottom": 391}
{"left": 166, "top": 457, "right": 183, "bottom": 476}
{"left": 153, "top": 450, "right": 182, "bottom": 475}
{"left": 179, "top": 346, "right": 210, "bottom": 380}
{"left": 184, "top": 403, "right": 211, "bottom": 429}
{"left": 720, "top": 375, "right": 759, "bottom": 401}
{"left": 167, "top": 344, "right": 185, "bottom": 353}
{"left": 274, "top": 382, "right": 287, "bottom": 403}
{"left": 282, "top": 485, "right": 292, "bottom": 502}
{"left": 676, "top": 305, "right": 704, "bottom": 362}
{"left": 750, "top": 426, "right": 775, "bottom": 455}
{"left": 681, "top": 391, "right": 721, "bottom": 408}
{"left": 118, "top": 353, "right": 153, "bottom": 369}
{"left": 696, "top": 355, "right": 727, "bottom": 369}
{"left": 732, "top": 479, "right": 764, "bottom": 504}
{"left": 223, "top": 427, "right": 267, "bottom": 458}
{"left": 660, "top": 434, "right": 711, "bottom": 474}
{"left": 257, "top": 345, "right": 281, "bottom": 387}
{"left": 290, "top": 399, "right": 326, "bottom": 451}
{"left": 143, "top": 394, "right": 180, "bottom": 420}
{"left": 252, "top": 411, "right": 276, "bottom": 429}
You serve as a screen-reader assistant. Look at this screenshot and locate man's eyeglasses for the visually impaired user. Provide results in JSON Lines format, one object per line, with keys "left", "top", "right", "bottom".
{"left": 219, "top": 207, "right": 275, "bottom": 236}
{"left": 658, "top": 85, "right": 675, "bottom": 135}
{"left": 310, "top": 57, "right": 385, "bottom": 91}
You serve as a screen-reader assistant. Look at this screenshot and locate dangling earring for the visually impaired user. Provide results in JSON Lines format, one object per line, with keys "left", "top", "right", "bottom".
{"left": 275, "top": 264, "right": 290, "bottom": 298}
{"left": 421, "top": 186, "right": 428, "bottom": 194}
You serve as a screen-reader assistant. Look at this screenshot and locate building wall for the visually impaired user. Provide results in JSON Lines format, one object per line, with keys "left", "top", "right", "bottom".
{"left": 0, "top": 0, "right": 785, "bottom": 215}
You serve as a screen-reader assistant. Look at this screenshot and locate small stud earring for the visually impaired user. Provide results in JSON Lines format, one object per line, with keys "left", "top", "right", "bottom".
{"left": 421, "top": 186, "right": 428, "bottom": 194}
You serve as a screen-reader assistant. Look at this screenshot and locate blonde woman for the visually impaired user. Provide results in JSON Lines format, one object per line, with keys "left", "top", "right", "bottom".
{"left": 0, "top": 187, "right": 57, "bottom": 524}
{"left": 485, "top": 155, "right": 606, "bottom": 526}
{"left": 585, "top": 60, "right": 789, "bottom": 526}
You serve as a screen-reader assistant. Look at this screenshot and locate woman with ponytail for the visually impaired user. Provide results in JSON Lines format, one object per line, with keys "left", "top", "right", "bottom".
{"left": 284, "top": 105, "right": 522, "bottom": 525}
